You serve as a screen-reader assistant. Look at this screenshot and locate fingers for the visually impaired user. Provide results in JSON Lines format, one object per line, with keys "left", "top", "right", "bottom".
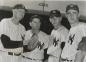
{"left": 53, "top": 38, "right": 59, "bottom": 46}
{"left": 53, "top": 38, "right": 57, "bottom": 46}
{"left": 37, "top": 42, "right": 44, "bottom": 50}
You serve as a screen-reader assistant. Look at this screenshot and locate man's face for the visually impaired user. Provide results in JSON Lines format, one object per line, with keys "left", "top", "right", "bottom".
{"left": 13, "top": 9, "right": 25, "bottom": 21}
{"left": 66, "top": 9, "right": 79, "bottom": 24}
{"left": 49, "top": 16, "right": 61, "bottom": 28}
{"left": 30, "top": 18, "right": 41, "bottom": 30}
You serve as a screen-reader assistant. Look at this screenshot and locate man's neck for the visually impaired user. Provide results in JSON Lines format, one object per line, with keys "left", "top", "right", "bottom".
{"left": 31, "top": 29, "right": 40, "bottom": 34}
{"left": 54, "top": 24, "right": 62, "bottom": 30}
{"left": 71, "top": 22, "right": 79, "bottom": 27}
{"left": 11, "top": 17, "right": 19, "bottom": 25}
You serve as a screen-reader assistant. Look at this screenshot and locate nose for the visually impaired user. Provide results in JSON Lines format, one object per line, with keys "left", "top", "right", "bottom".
{"left": 52, "top": 20, "right": 56, "bottom": 24}
{"left": 21, "top": 13, "right": 25, "bottom": 17}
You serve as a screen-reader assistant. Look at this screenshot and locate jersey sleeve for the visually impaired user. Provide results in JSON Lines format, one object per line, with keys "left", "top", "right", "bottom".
{"left": 23, "top": 30, "right": 32, "bottom": 45}
{"left": 61, "top": 25, "right": 86, "bottom": 59}
{"left": 43, "top": 35, "right": 50, "bottom": 49}
{"left": 0, "top": 19, "right": 7, "bottom": 36}
{"left": 60, "top": 28, "right": 69, "bottom": 43}
{"left": 1, "top": 34, "right": 23, "bottom": 48}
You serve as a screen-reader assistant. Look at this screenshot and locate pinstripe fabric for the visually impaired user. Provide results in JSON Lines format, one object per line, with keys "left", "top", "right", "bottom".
{"left": 22, "top": 30, "right": 50, "bottom": 62}
{"left": 47, "top": 26, "right": 68, "bottom": 62}
{"left": 61, "top": 22, "right": 86, "bottom": 62}
{"left": 0, "top": 18, "right": 25, "bottom": 62}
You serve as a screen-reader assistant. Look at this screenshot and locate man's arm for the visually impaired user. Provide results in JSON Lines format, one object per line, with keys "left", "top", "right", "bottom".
{"left": 74, "top": 51, "right": 85, "bottom": 62}
{"left": 23, "top": 34, "right": 39, "bottom": 52}
{"left": 1, "top": 34, "right": 23, "bottom": 49}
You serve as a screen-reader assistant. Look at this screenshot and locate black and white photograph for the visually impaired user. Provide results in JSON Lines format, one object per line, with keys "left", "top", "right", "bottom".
{"left": 0, "top": 0, "right": 86, "bottom": 62}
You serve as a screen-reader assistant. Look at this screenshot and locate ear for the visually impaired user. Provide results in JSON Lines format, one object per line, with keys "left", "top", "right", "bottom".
{"left": 59, "top": 16, "right": 62, "bottom": 21}
{"left": 65, "top": 13, "right": 68, "bottom": 18}
{"left": 12, "top": 9, "right": 17, "bottom": 13}
{"left": 29, "top": 22, "right": 32, "bottom": 27}
{"left": 49, "top": 18, "right": 52, "bottom": 23}
{"left": 77, "top": 13, "right": 79, "bottom": 18}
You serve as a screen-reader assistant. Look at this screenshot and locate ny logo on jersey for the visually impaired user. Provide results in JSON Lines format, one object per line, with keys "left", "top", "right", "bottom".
{"left": 68, "top": 34, "right": 75, "bottom": 45}
{"left": 53, "top": 37, "right": 59, "bottom": 46}
{"left": 37, "top": 41, "right": 44, "bottom": 50}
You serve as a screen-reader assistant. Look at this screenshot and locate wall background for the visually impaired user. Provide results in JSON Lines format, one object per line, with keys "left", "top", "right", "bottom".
{"left": 0, "top": 0, "right": 86, "bottom": 16}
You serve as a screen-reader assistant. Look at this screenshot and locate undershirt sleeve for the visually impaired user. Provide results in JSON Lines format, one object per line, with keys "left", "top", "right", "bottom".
{"left": 1, "top": 34, "right": 23, "bottom": 49}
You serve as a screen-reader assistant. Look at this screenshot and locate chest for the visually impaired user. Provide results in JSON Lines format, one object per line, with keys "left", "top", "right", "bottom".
{"left": 4, "top": 24, "right": 24, "bottom": 41}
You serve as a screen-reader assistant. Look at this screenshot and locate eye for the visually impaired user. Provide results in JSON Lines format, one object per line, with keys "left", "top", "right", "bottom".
{"left": 73, "top": 12, "right": 77, "bottom": 14}
{"left": 67, "top": 12, "right": 71, "bottom": 15}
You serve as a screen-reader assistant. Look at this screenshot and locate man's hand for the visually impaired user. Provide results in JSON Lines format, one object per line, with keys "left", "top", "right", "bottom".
{"left": 27, "top": 34, "right": 39, "bottom": 51}
{"left": 37, "top": 42, "right": 44, "bottom": 50}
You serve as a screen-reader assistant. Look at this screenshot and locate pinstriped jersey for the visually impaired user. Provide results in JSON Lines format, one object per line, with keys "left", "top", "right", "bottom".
{"left": 22, "top": 30, "right": 50, "bottom": 59}
{"left": 61, "top": 22, "right": 86, "bottom": 60}
{"left": 47, "top": 26, "right": 69, "bottom": 57}
{"left": 0, "top": 18, "right": 26, "bottom": 53}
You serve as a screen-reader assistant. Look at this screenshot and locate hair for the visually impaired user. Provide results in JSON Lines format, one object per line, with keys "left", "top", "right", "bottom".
{"left": 12, "top": 4, "right": 27, "bottom": 11}
{"left": 29, "top": 15, "right": 42, "bottom": 23}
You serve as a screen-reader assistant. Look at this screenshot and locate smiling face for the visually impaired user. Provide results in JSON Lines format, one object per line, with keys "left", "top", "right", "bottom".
{"left": 30, "top": 18, "right": 41, "bottom": 30}
{"left": 49, "top": 16, "right": 61, "bottom": 29}
{"left": 12, "top": 9, "right": 25, "bottom": 21}
{"left": 66, "top": 9, "right": 79, "bottom": 25}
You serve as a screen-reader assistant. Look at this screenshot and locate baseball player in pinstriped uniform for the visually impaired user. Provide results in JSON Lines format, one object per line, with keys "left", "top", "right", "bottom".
{"left": 0, "top": 4, "right": 26, "bottom": 62}
{"left": 21, "top": 15, "right": 50, "bottom": 62}
{"left": 74, "top": 36, "right": 86, "bottom": 62}
{"left": 47, "top": 10, "right": 69, "bottom": 62}
{"left": 61, "top": 4, "right": 86, "bottom": 62}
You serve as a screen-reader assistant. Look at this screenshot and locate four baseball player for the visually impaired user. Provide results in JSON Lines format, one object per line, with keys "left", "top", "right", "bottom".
{"left": 61, "top": 4, "right": 86, "bottom": 62}
{"left": 22, "top": 15, "right": 50, "bottom": 62}
{"left": 47, "top": 10, "right": 68, "bottom": 62}
{"left": 0, "top": 3, "right": 86, "bottom": 62}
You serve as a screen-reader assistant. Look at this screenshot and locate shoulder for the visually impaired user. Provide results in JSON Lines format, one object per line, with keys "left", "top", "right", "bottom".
{"left": 39, "top": 31, "right": 50, "bottom": 39}
{"left": 60, "top": 26, "right": 69, "bottom": 32}
{"left": 40, "top": 31, "right": 49, "bottom": 37}
{"left": 59, "top": 26, "right": 69, "bottom": 35}
{"left": 70, "top": 22, "right": 86, "bottom": 32}
{"left": 1, "top": 18, "right": 10, "bottom": 21}
{"left": 1, "top": 18, "right": 10, "bottom": 24}
{"left": 0, "top": 18, "right": 11, "bottom": 29}
{"left": 79, "top": 22, "right": 86, "bottom": 29}
{"left": 51, "top": 26, "right": 69, "bottom": 36}
{"left": 25, "top": 30, "right": 32, "bottom": 35}
{"left": 24, "top": 30, "right": 32, "bottom": 40}
{"left": 19, "top": 23, "right": 25, "bottom": 30}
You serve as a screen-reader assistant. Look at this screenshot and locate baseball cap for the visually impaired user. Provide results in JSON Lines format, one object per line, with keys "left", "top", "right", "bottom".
{"left": 12, "top": 4, "right": 27, "bottom": 11}
{"left": 66, "top": 4, "right": 79, "bottom": 13}
{"left": 49, "top": 10, "right": 61, "bottom": 18}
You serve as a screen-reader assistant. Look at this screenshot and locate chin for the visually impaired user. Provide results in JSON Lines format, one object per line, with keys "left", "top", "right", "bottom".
{"left": 18, "top": 16, "right": 24, "bottom": 20}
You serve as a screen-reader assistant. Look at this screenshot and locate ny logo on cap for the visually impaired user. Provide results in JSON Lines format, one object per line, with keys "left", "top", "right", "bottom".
{"left": 52, "top": 11, "right": 56, "bottom": 13}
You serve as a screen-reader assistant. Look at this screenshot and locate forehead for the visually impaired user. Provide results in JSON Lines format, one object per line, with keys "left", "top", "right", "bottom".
{"left": 50, "top": 16, "right": 60, "bottom": 19}
{"left": 67, "top": 9, "right": 78, "bottom": 13}
{"left": 13, "top": 9, "right": 25, "bottom": 12}
{"left": 32, "top": 18, "right": 41, "bottom": 23}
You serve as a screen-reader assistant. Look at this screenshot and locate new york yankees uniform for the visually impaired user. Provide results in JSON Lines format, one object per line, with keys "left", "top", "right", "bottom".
{"left": 22, "top": 30, "right": 50, "bottom": 62}
{"left": 0, "top": 18, "right": 25, "bottom": 62}
{"left": 61, "top": 22, "right": 86, "bottom": 62}
{"left": 47, "top": 26, "right": 68, "bottom": 62}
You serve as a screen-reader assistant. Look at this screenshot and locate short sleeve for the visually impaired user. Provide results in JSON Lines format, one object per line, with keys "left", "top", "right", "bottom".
{"left": 23, "top": 30, "right": 32, "bottom": 45}
{"left": 0, "top": 19, "right": 8, "bottom": 37}
{"left": 60, "top": 28, "right": 69, "bottom": 43}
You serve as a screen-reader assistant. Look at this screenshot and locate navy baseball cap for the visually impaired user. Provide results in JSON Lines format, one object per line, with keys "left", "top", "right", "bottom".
{"left": 13, "top": 4, "right": 27, "bottom": 11}
{"left": 66, "top": 4, "right": 79, "bottom": 13}
{"left": 49, "top": 10, "right": 61, "bottom": 18}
